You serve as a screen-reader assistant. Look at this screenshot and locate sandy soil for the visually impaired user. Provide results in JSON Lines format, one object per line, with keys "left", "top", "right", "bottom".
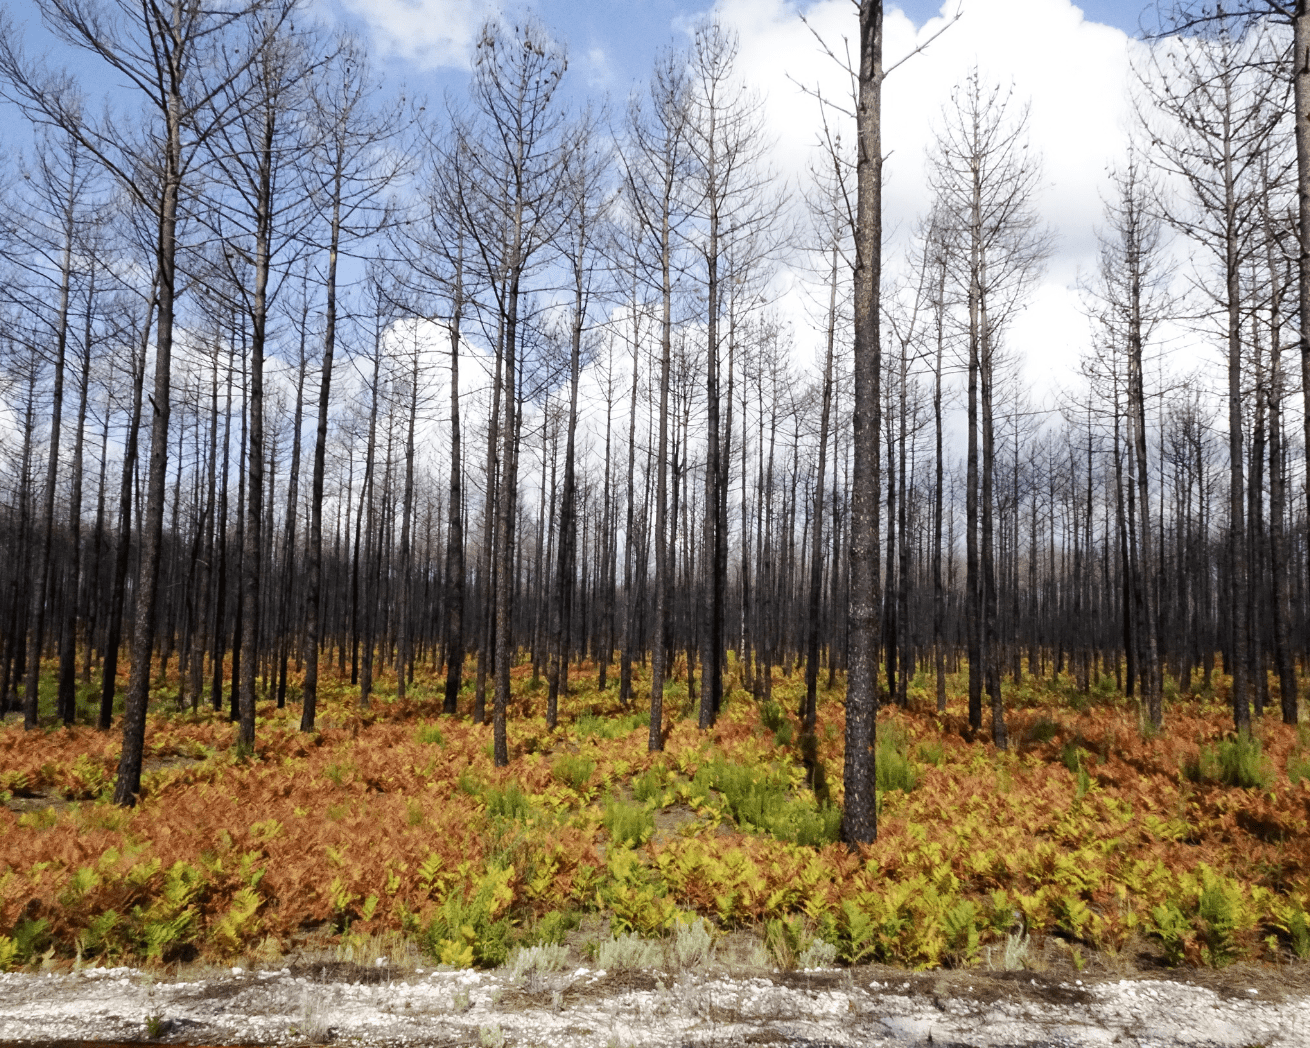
{"left": 0, "top": 960, "right": 1306, "bottom": 1047}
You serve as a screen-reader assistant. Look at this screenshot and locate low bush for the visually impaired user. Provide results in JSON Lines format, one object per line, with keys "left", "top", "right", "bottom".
{"left": 669, "top": 916, "right": 714, "bottom": 969}
{"left": 602, "top": 798, "right": 654, "bottom": 847}
{"left": 421, "top": 866, "right": 516, "bottom": 968}
{"left": 916, "top": 740, "right": 945, "bottom": 767}
{"left": 576, "top": 712, "right": 646, "bottom": 740}
{"left": 596, "top": 931, "right": 661, "bottom": 970}
{"left": 552, "top": 755, "right": 596, "bottom": 791}
{"left": 694, "top": 758, "right": 840, "bottom": 847}
{"left": 1183, "top": 733, "right": 1273, "bottom": 790}
{"left": 760, "top": 701, "right": 786, "bottom": 734}
{"left": 415, "top": 724, "right": 445, "bottom": 746}
{"left": 876, "top": 724, "right": 918, "bottom": 794}
{"left": 522, "top": 910, "right": 579, "bottom": 947}
{"left": 1025, "top": 717, "right": 1060, "bottom": 745}
{"left": 797, "top": 937, "right": 837, "bottom": 969}
{"left": 506, "top": 942, "right": 569, "bottom": 981}
{"left": 483, "top": 783, "right": 532, "bottom": 821}
{"left": 630, "top": 766, "right": 668, "bottom": 804}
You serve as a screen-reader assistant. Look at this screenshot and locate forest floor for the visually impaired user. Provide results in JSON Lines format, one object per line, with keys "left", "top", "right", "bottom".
{"left": 1, "top": 655, "right": 1310, "bottom": 1045}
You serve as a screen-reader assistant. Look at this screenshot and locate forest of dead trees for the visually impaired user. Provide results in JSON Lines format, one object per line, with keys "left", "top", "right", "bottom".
{"left": 0, "top": 0, "right": 1308, "bottom": 842}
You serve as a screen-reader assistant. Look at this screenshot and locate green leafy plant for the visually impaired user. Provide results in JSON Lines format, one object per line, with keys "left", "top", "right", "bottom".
{"left": 916, "top": 740, "right": 945, "bottom": 767}
{"left": 576, "top": 712, "right": 645, "bottom": 740}
{"left": 1075, "top": 764, "right": 1092, "bottom": 802}
{"left": 1280, "top": 905, "right": 1310, "bottom": 959}
{"left": 876, "top": 724, "right": 918, "bottom": 794}
{"left": 483, "top": 782, "right": 532, "bottom": 822}
{"left": 695, "top": 758, "right": 839, "bottom": 846}
{"left": 7, "top": 918, "right": 50, "bottom": 968}
{"left": 522, "top": 910, "right": 579, "bottom": 947}
{"left": 1196, "top": 877, "right": 1243, "bottom": 967}
{"left": 552, "top": 755, "right": 596, "bottom": 791}
{"left": 1184, "top": 734, "right": 1273, "bottom": 789}
{"left": 630, "top": 766, "right": 668, "bottom": 804}
{"left": 602, "top": 799, "right": 654, "bottom": 847}
{"left": 760, "top": 701, "right": 786, "bottom": 734}
{"left": 759, "top": 701, "right": 794, "bottom": 745}
{"left": 764, "top": 916, "right": 806, "bottom": 970}
{"left": 422, "top": 865, "right": 516, "bottom": 968}
{"left": 415, "top": 724, "right": 445, "bottom": 746}
{"left": 1060, "top": 741, "right": 1084, "bottom": 773}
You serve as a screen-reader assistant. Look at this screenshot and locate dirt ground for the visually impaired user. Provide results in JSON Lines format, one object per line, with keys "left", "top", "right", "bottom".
{"left": 0, "top": 949, "right": 1306, "bottom": 1048}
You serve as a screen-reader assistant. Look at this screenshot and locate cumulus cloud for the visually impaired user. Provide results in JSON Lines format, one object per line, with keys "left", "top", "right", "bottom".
{"left": 583, "top": 46, "right": 615, "bottom": 89}
{"left": 336, "top": 0, "right": 494, "bottom": 70}
{"left": 713, "top": 0, "right": 1143, "bottom": 396}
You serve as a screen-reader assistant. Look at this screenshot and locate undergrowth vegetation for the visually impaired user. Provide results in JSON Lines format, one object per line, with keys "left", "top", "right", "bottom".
{"left": 2, "top": 656, "right": 1309, "bottom": 974}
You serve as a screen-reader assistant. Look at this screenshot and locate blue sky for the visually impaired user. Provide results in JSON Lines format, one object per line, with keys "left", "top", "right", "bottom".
{"left": 0, "top": 0, "right": 1153, "bottom": 129}
{"left": 0, "top": 0, "right": 1173, "bottom": 395}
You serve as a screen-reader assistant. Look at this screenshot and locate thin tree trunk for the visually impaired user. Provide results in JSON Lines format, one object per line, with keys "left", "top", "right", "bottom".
{"left": 100, "top": 289, "right": 153, "bottom": 730}
{"left": 444, "top": 257, "right": 466, "bottom": 715}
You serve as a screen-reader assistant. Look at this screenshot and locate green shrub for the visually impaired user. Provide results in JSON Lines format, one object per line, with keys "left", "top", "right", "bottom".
{"left": 1060, "top": 740, "right": 1084, "bottom": 773}
{"left": 915, "top": 740, "right": 945, "bottom": 767}
{"left": 1288, "top": 754, "right": 1310, "bottom": 786}
{"left": 876, "top": 725, "right": 918, "bottom": 794}
{"left": 596, "top": 932, "right": 661, "bottom": 970}
{"left": 2, "top": 918, "right": 49, "bottom": 969}
{"left": 415, "top": 723, "right": 445, "bottom": 746}
{"left": 506, "top": 942, "right": 569, "bottom": 980}
{"left": 457, "top": 770, "right": 482, "bottom": 796}
{"left": 522, "top": 909, "right": 579, "bottom": 947}
{"left": 764, "top": 915, "right": 828, "bottom": 970}
{"left": 422, "top": 866, "right": 516, "bottom": 968}
{"left": 1196, "top": 878, "right": 1242, "bottom": 967}
{"left": 1283, "top": 906, "right": 1310, "bottom": 960}
{"left": 552, "top": 755, "right": 596, "bottom": 791}
{"left": 695, "top": 759, "right": 840, "bottom": 847}
{"left": 760, "top": 700, "right": 786, "bottom": 733}
{"left": 602, "top": 799, "right": 654, "bottom": 847}
{"left": 1025, "top": 717, "right": 1060, "bottom": 744}
{"left": 1148, "top": 866, "right": 1258, "bottom": 968}
{"left": 1149, "top": 901, "right": 1191, "bottom": 967}
{"left": 576, "top": 711, "right": 645, "bottom": 740}
{"left": 1183, "top": 734, "right": 1273, "bottom": 789}
{"left": 1075, "top": 764, "right": 1092, "bottom": 801}
{"left": 630, "top": 766, "right": 668, "bottom": 804}
{"left": 670, "top": 916, "right": 715, "bottom": 969}
{"left": 483, "top": 783, "right": 532, "bottom": 821}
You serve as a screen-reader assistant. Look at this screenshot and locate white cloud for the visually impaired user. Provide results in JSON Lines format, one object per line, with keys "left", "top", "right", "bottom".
{"left": 583, "top": 46, "right": 615, "bottom": 89}
{"left": 712, "top": 0, "right": 1142, "bottom": 399}
{"left": 337, "top": 0, "right": 494, "bottom": 70}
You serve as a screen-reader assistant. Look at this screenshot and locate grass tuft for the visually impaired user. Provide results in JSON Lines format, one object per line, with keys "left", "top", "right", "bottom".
{"left": 1183, "top": 733, "right": 1273, "bottom": 789}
